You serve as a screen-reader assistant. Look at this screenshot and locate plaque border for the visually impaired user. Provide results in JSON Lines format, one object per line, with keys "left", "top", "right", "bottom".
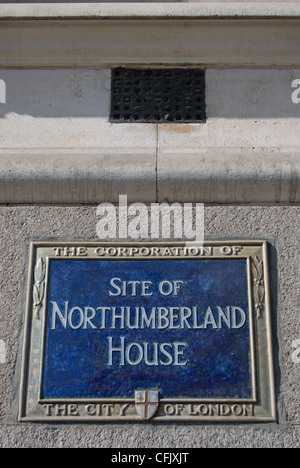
{"left": 19, "top": 241, "right": 276, "bottom": 423}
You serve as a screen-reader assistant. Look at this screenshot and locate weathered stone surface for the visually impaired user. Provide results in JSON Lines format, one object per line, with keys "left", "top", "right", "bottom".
{"left": 1, "top": 69, "right": 300, "bottom": 204}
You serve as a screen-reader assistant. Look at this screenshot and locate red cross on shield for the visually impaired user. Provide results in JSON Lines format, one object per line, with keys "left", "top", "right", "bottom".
{"left": 135, "top": 390, "right": 159, "bottom": 420}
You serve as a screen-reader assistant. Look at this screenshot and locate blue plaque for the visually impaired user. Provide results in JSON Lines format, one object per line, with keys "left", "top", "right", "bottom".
{"left": 19, "top": 242, "right": 276, "bottom": 422}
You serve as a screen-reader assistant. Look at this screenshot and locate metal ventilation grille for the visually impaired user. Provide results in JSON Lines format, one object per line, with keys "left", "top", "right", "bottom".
{"left": 110, "top": 68, "right": 206, "bottom": 123}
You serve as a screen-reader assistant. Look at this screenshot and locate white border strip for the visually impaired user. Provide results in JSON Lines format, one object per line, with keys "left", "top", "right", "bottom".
{"left": 0, "top": 2, "right": 300, "bottom": 21}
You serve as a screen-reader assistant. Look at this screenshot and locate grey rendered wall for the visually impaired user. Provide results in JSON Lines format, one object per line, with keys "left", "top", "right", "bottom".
{"left": 0, "top": 205, "right": 299, "bottom": 448}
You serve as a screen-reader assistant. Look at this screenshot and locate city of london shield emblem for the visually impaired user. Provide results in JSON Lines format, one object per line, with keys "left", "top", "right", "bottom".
{"left": 135, "top": 390, "right": 159, "bottom": 420}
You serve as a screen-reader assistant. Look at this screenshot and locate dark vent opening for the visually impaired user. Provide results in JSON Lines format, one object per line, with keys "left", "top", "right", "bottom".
{"left": 110, "top": 68, "right": 206, "bottom": 123}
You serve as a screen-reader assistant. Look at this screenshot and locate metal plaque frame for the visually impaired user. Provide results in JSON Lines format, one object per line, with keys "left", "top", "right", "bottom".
{"left": 19, "top": 241, "right": 276, "bottom": 422}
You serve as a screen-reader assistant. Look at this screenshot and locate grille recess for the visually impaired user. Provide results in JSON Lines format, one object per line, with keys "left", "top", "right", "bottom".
{"left": 110, "top": 68, "right": 206, "bottom": 123}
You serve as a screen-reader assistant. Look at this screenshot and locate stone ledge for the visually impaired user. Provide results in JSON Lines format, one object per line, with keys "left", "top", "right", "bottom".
{"left": 0, "top": 150, "right": 157, "bottom": 204}
{"left": 0, "top": 3, "right": 300, "bottom": 20}
{"left": 158, "top": 148, "right": 300, "bottom": 204}
{"left": 1, "top": 148, "right": 299, "bottom": 204}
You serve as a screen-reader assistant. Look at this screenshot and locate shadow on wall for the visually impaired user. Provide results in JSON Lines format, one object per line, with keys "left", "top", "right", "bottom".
{"left": 0, "top": 69, "right": 110, "bottom": 119}
{"left": 0, "top": 68, "right": 300, "bottom": 119}
{"left": 206, "top": 69, "right": 300, "bottom": 120}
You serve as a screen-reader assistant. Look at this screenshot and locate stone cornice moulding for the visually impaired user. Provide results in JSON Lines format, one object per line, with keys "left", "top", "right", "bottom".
{"left": 0, "top": 3, "right": 300, "bottom": 67}
{"left": 1, "top": 4, "right": 300, "bottom": 205}
{"left": 0, "top": 148, "right": 299, "bottom": 204}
